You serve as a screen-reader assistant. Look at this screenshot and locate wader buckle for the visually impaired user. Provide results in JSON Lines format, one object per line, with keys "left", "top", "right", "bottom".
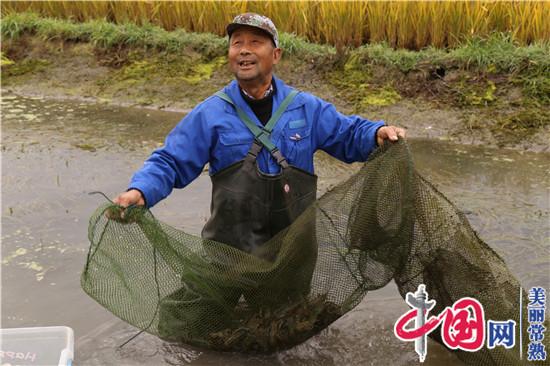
{"left": 247, "top": 140, "right": 263, "bottom": 158}
{"left": 271, "top": 149, "right": 289, "bottom": 168}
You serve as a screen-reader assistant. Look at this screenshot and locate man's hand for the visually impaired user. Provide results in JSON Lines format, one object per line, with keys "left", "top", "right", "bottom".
{"left": 376, "top": 126, "right": 406, "bottom": 146}
{"left": 107, "top": 189, "right": 145, "bottom": 222}
{"left": 113, "top": 189, "right": 145, "bottom": 207}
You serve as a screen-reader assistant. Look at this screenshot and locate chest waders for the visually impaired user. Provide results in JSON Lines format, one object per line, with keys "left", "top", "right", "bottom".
{"left": 157, "top": 90, "right": 319, "bottom": 342}
{"left": 201, "top": 90, "right": 318, "bottom": 254}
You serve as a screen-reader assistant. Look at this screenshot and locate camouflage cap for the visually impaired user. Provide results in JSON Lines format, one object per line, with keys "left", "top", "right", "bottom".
{"left": 226, "top": 13, "right": 279, "bottom": 48}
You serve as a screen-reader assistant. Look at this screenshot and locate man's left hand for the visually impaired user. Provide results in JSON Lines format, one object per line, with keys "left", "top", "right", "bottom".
{"left": 376, "top": 126, "right": 406, "bottom": 146}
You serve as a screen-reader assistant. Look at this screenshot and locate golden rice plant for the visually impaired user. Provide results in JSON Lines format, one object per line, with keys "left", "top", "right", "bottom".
{"left": 1, "top": 1, "right": 548, "bottom": 49}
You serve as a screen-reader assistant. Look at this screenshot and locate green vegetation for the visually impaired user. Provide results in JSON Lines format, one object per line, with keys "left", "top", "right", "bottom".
{"left": 3, "top": 12, "right": 547, "bottom": 77}
{"left": 360, "top": 87, "right": 402, "bottom": 108}
{"left": 333, "top": 33, "right": 549, "bottom": 110}
{"left": 2, "top": 58, "right": 50, "bottom": 77}
{"left": 1, "top": 52, "right": 15, "bottom": 66}
{"left": 1, "top": 13, "right": 548, "bottom": 148}
{"left": 1, "top": 12, "right": 227, "bottom": 58}
{"left": 0, "top": 12, "right": 333, "bottom": 62}
{"left": 348, "top": 33, "right": 550, "bottom": 76}
{"left": 465, "top": 108, "right": 550, "bottom": 147}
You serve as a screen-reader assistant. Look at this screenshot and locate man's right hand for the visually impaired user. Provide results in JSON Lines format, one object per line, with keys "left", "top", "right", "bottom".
{"left": 113, "top": 189, "right": 145, "bottom": 207}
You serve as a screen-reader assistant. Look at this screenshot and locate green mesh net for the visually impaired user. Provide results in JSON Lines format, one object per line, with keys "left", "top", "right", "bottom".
{"left": 81, "top": 140, "right": 545, "bottom": 364}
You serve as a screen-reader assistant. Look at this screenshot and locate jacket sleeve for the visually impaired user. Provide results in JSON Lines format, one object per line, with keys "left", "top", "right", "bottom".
{"left": 312, "top": 96, "right": 385, "bottom": 163}
{"left": 128, "top": 106, "right": 212, "bottom": 208}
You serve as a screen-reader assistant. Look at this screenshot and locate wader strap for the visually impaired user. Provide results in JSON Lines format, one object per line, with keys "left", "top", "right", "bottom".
{"left": 245, "top": 141, "right": 289, "bottom": 168}
{"left": 246, "top": 141, "right": 263, "bottom": 158}
{"left": 215, "top": 90, "right": 299, "bottom": 158}
{"left": 215, "top": 91, "right": 277, "bottom": 153}
{"left": 263, "top": 90, "right": 299, "bottom": 134}
{"left": 271, "top": 149, "right": 289, "bottom": 168}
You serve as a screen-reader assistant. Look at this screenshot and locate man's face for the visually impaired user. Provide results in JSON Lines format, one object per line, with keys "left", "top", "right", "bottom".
{"left": 228, "top": 26, "right": 281, "bottom": 84}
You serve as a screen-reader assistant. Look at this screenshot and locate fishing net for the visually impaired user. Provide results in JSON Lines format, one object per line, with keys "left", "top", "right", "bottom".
{"left": 82, "top": 140, "right": 544, "bottom": 364}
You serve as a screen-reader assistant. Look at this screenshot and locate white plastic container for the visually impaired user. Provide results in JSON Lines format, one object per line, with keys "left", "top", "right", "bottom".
{"left": 0, "top": 326, "right": 74, "bottom": 366}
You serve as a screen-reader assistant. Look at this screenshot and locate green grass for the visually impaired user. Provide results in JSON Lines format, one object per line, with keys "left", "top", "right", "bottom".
{"left": 522, "top": 75, "right": 550, "bottom": 104}
{"left": 449, "top": 33, "right": 550, "bottom": 75}
{"left": 1, "top": 12, "right": 228, "bottom": 58}
{"left": 1, "top": 12, "right": 331, "bottom": 61}
{"left": 2, "top": 12, "right": 549, "bottom": 78}
{"left": 279, "top": 32, "right": 335, "bottom": 61}
{"left": 349, "top": 43, "right": 438, "bottom": 73}
{"left": 348, "top": 32, "right": 550, "bottom": 76}
{"left": 1, "top": 11, "right": 40, "bottom": 39}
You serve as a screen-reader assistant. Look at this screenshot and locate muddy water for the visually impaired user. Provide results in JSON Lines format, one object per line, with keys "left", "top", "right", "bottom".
{"left": 2, "top": 93, "right": 549, "bottom": 365}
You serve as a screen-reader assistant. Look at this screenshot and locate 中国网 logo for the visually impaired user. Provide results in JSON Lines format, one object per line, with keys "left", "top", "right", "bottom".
{"left": 394, "top": 284, "right": 547, "bottom": 362}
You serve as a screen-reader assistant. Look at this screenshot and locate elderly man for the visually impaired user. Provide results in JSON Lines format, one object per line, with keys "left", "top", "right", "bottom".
{"left": 112, "top": 12, "right": 406, "bottom": 341}
{"left": 114, "top": 13, "right": 405, "bottom": 253}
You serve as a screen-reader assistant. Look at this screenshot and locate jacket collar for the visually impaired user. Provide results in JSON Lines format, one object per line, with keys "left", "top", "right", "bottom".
{"left": 223, "top": 74, "right": 303, "bottom": 126}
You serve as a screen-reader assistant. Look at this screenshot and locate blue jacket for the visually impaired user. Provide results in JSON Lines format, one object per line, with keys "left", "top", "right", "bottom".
{"left": 129, "top": 75, "right": 385, "bottom": 207}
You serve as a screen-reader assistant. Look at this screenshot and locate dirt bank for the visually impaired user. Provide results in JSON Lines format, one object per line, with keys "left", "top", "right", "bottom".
{"left": 2, "top": 36, "right": 549, "bottom": 152}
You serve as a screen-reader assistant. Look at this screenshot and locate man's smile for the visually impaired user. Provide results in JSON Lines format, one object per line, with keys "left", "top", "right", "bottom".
{"left": 238, "top": 59, "right": 257, "bottom": 69}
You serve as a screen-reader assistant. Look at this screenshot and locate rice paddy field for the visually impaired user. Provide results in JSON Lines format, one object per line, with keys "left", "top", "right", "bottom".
{"left": 2, "top": 1, "right": 549, "bottom": 50}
